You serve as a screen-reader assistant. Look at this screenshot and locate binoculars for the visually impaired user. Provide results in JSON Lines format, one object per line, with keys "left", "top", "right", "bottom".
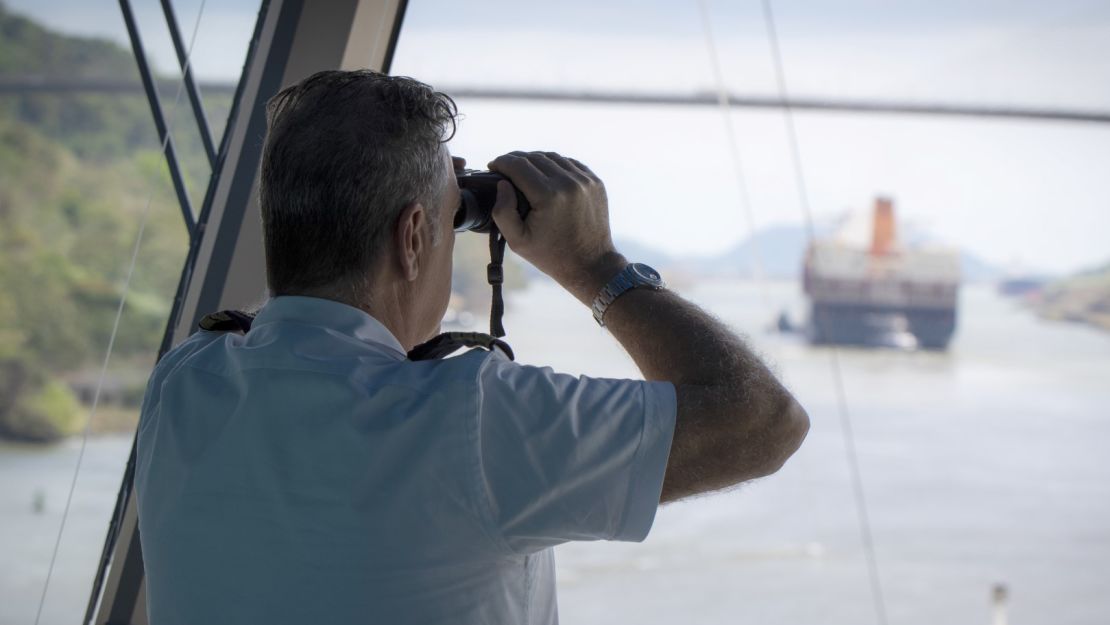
{"left": 454, "top": 169, "right": 532, "bottom": 233}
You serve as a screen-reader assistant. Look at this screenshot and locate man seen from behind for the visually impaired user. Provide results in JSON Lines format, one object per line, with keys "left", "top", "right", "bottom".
{"left": 134, "top": 70, "right": 810, "bottom": 625}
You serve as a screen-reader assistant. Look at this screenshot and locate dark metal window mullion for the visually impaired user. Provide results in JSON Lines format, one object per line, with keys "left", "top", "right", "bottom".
{"left": 160, "top": 0, "right": 218, "bottom": 170}
{"left": 118, "top": 0, "right": 197, "bottom": 235}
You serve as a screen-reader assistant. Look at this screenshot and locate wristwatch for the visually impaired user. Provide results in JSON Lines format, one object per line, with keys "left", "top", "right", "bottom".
{"left": 591, "top": 262, "right": 666, "bottom": 327}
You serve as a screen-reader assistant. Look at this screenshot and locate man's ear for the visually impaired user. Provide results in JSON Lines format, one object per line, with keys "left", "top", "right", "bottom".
{"left": 394, "top": 202, "right": 427, "bottom": 282}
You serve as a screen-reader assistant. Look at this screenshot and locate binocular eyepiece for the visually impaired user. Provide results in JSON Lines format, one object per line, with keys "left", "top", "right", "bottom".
{"left": 454, "top": 169, "right": 532, "bottom": 233}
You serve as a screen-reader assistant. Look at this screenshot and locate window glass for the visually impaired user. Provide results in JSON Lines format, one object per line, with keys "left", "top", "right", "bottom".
{"left": 0, "top": 1, "right": 258, "bottom": 622}
{"left": 393, "top": 1, "right": 1110, "bottom": 623}
{"left": 3, "top": 2, "right": 1107, "bottom": 624}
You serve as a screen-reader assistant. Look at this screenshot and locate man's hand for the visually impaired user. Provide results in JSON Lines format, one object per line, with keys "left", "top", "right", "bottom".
{"left": 488, "top": 151, "right": 626, "bottom": 306}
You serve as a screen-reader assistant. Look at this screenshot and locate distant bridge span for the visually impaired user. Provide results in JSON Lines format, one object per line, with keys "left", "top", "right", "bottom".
{"left": 3, "top": 77, "right": 1109, "bottom": 125}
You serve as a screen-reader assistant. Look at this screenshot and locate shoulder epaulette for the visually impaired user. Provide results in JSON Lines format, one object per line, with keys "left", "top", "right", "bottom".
{"left": 407, "top": 331, "right": 514, "bottom": 361}
{"left": 198, "top": 309, "right": 256, "bottom": 334}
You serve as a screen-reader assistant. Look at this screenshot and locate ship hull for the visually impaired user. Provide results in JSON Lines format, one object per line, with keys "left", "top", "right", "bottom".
{"left": 808, "top": 302, "right": 956, "bottom": 350}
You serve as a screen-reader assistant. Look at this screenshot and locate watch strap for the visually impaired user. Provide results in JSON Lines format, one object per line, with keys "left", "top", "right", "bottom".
{"left": 591, "top": 263, "right": 664, "bottom": 327}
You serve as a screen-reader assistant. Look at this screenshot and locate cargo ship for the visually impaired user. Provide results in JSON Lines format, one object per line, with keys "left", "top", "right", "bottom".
{"left": 803, "top": 197, "right": 960, "bottom": 349}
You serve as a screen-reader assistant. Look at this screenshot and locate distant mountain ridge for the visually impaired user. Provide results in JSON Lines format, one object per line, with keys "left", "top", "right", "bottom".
{"left": 0, "top": 2, "right": 134, "bottom": 78}
{"left": 617, "top": 220, "right": 1006, "bottom": 282}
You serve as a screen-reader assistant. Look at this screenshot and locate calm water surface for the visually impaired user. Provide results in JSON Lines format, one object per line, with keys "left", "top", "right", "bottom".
{"left": 3, "top": 280, "right": 1108, "bottom": 625}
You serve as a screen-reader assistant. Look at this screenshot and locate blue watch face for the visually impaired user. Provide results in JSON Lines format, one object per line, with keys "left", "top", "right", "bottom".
{"left": 629, "top": 263, "right": 663, "bottom": 286}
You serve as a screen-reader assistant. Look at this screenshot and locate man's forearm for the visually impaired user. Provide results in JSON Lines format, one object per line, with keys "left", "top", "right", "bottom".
{"left": 564, "top": 252, "right": 774, "bottom": 388}
{"left": 563, "top": 255, "right": 810, "bottom": 501}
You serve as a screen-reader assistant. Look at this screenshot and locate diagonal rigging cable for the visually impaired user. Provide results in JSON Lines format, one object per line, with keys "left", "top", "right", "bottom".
{"left": 695, "top": 0, "right": 768, "bottom": 302}
{"left": 760, "top": 1, "right": 890, "bottom": 624}
{"left": 32, "top": 2, "right": 209, "bottom": 623}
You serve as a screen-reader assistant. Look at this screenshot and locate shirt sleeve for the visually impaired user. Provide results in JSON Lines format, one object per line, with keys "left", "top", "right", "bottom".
{"left": 473, "top": 352, "right": 677, "bottom": 555}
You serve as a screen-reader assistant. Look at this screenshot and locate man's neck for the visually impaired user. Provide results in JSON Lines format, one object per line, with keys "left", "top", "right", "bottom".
{"left": 361, "top": 281, "right": 423, "bottom": 352}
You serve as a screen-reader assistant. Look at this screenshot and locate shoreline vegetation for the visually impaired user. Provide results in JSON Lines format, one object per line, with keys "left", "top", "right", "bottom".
{"left": 1031, "top": 264, "right": 1110, "bottom": 333}
{"left": 0, "top": 2, "right": 207, "bottom": 443}
{"left": 83, "top": 406, "right": 141, "bottom": 437}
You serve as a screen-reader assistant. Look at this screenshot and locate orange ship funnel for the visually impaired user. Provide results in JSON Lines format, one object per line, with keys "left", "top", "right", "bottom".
{"left": 870, "top": 196, "right": 897, "bottom": 256}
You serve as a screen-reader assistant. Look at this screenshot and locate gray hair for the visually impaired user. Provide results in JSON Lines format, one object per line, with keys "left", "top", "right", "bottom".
{"left": 259, "top": 70, "right": 458, "bottom": 302}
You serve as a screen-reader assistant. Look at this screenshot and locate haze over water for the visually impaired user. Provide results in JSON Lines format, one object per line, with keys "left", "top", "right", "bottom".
{"left": 3, "top": 279, "right": 1109, "bottom": 625}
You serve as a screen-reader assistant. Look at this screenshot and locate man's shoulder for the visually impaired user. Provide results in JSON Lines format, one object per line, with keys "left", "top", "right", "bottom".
{"left": 159, "top": 329, "right": 229, "bottom": 369}
{"left": 145, "top": 329, "right": 238, "bottom": 392}
{"left": 401, "top": 347, "right": 503, "bottom": 389}
{"left": 156, "top": 331, "right": 503, "bottom": 389}
{"left": 151, "top": 331, "right": 551, "bottom": 398}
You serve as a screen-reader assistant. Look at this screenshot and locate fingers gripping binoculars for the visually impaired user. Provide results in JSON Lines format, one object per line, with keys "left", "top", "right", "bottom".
{"left": 451, "top": 169, "right": 532, "bottom": 340}
{"left": 454, "top": 170, "right": 532, "bottom": 233}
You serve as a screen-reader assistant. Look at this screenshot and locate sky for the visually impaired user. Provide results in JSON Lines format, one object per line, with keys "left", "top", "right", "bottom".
{"left": 9, "top": 0, "right": 1110, "bottom": 274}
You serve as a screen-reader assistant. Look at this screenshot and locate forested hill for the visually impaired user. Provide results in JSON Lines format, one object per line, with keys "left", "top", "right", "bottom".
{"left": 0, "top": 3, "right": 134, "bottom": 77}
{"left": 1034, "top": 263, "right": 1110, "bottom": 332}
{"left": 0, "top": 2, "right": 174, "bottom": 159}
{"left": 0, "top": 4, "right": 195, "bottom": 441}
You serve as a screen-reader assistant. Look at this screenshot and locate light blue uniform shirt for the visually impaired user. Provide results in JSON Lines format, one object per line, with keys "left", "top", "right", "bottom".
{"left": 136, "top": 296, "right": 676, "bottom": 625}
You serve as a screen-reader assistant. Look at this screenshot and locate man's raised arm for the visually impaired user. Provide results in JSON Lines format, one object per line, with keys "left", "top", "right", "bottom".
{"left": 489, "top": 151, "right": 810, "bottom": 504}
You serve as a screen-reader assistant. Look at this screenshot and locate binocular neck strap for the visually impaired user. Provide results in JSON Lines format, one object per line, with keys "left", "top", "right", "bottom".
{"left": 198, "top": 310, "right": 514, "bottom": 362}
{"left": 487, "top": 228, "right": 508, "bottom": 338}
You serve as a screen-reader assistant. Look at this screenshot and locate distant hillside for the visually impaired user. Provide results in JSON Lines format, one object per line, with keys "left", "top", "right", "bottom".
{"left": 623, "top": 220, "right": 1004, "bottom": 282}
{"left": 1033, "top": 262, "right": 1110, "bottom": 332}
{"left": 0, "top": 2, "right": 147, "bottom": 158}
{"left": 0, "top": 1, "right": 228, "bottom": 165}
{"left": 0, "top": 3, "right": 134, "bottom": 78}
{"left": 0, "top": 5, "right": 198, "bottom": 441}
{"left": 698, "top": 223, "right": 825, "bottom": 279}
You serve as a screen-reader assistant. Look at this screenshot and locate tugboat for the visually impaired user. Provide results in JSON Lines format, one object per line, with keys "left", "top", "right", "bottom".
{"left": 803, "top": 197, "right": 961, "bottom": 350}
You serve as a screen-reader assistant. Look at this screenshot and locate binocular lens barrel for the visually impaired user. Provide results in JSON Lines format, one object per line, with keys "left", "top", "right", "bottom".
{"left": 454, "top": 170, "right": 531, "bottom": 234}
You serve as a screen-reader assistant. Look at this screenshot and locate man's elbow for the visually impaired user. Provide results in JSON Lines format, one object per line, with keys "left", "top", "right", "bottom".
{"left": 753, "top": 396, "right": 810, "bottom": 478}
